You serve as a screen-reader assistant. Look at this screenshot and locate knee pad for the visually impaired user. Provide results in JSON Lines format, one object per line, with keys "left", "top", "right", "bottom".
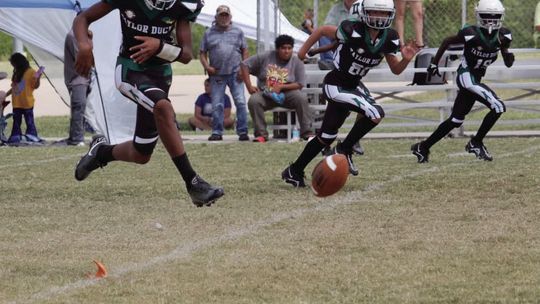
{"left": 318, "top": 132, "right": 338, "bottom": 146}
{"left": 133, "top": 139, "right": 158, "bottom": 156}
{"left": 450, "top": 117, "right": 464, "bottom": 128}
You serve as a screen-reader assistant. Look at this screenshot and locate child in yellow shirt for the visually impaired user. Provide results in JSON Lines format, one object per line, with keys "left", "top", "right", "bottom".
{"left": 4, "top": 53, "right": 43, "bottom": 144}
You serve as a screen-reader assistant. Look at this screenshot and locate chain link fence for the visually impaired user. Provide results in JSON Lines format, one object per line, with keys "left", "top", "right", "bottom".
{"left": 278, "top": 0, "right": 538, "bottom": 48}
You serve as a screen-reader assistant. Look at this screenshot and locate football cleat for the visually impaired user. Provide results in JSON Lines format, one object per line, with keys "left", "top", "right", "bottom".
{"left": 411, "top": 142, "right": 430, "bottom": 163}
{"left": 324, "top": 141, "right": 359, "bottom": 176}
{"left": 465, "top": 139, "right": 493, "bottom": 161}
{"left": 187, "top": 175, "right": 225, "bottom": 207}
{"left": 281, "top": 165, "right": 306, "bottom": 188}
{"left": 75, "top": 135, "right": 108, "bottom": 181}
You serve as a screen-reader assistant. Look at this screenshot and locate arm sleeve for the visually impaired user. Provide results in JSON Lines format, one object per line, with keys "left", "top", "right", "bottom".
{"left": 535, "top": 3, "right": 540, "bottom": 26}
{"left": 499, "top": 28, "right": 513, "bottom": 48}
{"left": 336, "top": 20, "right": 352, "bottom": 43}
{"left": 385, "top": 29, "right": 401, "bottom": 55}
{"left": 200, "top": 31, "right": 209, "bottom": 52}
{"left": 243, "top": 53, "right": 263, "bottom": 75}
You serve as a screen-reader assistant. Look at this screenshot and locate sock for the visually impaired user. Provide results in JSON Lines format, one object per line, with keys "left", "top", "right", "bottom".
{"left": 423, "top": 119, "right": 454, "bottom": 149}
{"left": 291, "top": 137, "right": 326, "bottom": 173}
{"left": 473, "top": 111, "right": 501, "bottom": 142}
{"left": 172, "top": 153, "right": 197, "bottom": 187}
{"left": 97, "top": 145, "right": 116, "bottom": 164}
{"left": 340, "top": 117, "right": 377, "bottom": 151}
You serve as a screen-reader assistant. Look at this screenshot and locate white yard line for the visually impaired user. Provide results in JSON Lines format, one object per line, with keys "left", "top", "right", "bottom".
{"left": 10, "top": 144, "right": 540, "bottom": 304}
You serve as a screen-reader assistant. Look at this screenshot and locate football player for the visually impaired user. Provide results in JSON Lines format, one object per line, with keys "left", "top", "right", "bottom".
{"left": 73, "top": 0, "right": 224, "bottom": 207}
{"left": 282, "top": 0, "right": 418, "bottom": 187}
{"left": 411, "top": 0, "right": 513, "bottom": 163}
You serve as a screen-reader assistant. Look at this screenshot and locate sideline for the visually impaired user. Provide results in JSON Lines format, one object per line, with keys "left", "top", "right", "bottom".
{"left": 10, "top": 144, "right": 540, "bottom": 304}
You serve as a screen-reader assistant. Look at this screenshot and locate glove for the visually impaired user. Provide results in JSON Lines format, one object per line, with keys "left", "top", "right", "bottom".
{"left": 427, "top": 63, "right": 441, "bottom": 77}
{"left": 502, "top": 52, "right": 515, "bottom": 68}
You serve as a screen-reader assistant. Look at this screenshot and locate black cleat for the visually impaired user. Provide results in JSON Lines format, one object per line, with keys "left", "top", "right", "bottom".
{"left": 188, "top": 175, "right": 224, "bottom": 207}
{"left": 324, "top": 141, "right": 359, "bottom": 176}
{"left": 75, "top": 135, "right": 108, "bottom": 181}
{"left": 281, "top": 165, "right": 306, "bottom": 187}
{"left": 411, "top": 142, "right": 430, "bottom": 163}
{"left": 465, "top": 139, "right": 493, "bottom": 161}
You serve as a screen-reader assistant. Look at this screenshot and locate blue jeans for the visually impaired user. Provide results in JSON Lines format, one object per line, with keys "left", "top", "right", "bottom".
{"left": 9, "top": 108, "right": 38, "bottom": 143}
{"left": 318, "top": 36, "right": 334, "bottom": 62}
{"left": 209, "top": 74, "right": 248, "bottom": 135}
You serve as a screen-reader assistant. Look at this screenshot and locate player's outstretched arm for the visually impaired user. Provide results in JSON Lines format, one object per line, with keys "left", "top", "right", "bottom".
{"left": 73, "top": 2, "right": 113, "bottom": 77}
{"left": 298, "top": 25, "right": 337, "bottom": 60}
{"left": 385, "top": 40, "right": 419, "bottom": 75}
{"left": 501, "top": 47, "right": 514, "bottom": 68}
{"left": 307, "top": 40, "right": 338, "bottom": 57}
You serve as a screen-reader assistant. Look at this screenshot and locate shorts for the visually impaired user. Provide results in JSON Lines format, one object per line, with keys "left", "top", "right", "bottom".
{"left": 114, "top": 56, "right": 173, "bottom": 154}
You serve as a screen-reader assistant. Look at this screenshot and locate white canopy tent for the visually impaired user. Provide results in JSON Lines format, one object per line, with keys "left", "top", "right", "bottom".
{"left": 0, "top": 0, "right": 308, "bottom": 144}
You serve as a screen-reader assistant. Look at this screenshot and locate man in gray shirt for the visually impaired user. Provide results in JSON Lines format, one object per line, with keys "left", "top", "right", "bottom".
{"left": 60, "top": 29, "right": 92, "bottom": 146}
{"left": 200, "top": 5, "right": 249, "bottom": 141}
{"left": 241, "top": 35, "right": 314, "bottom": 141}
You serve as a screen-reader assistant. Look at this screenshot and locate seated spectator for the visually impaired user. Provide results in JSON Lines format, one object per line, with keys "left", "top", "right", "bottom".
{"left": 301, "top": 8, "right": 314, "bottom": 34}
{"left": 535, "top": 1, "right": 540, "bottom": 48}
{"left": 3, "top": 53, "right": 44, "bottom": 145}
{"left": 241, "top": 34, "right": 314, "bottom": 141}
{"left": 188, "top": 78, "right": 234, "bottom": 131}
{"left": 395, "top": 0, "right": 425, "bottom": 48}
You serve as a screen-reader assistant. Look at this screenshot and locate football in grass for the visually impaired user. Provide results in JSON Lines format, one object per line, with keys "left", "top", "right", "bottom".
{"left": 311, "top": 154, "right": 349, "bottom": 197}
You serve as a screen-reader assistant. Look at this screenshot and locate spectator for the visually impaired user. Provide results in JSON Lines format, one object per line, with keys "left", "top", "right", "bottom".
{"left": 534, "top": 1, "right": 540, "bottom": 48}
{"left": 199, "top": 5, "right": 250, "bottom": 141}
{"left": 394, "top": 0, "right": 425, "bottom": 48}
{"left": 301, "top": 8, "right": 314, "bottom": 34}
{"left": 241, "top": 34, "right": 314, "bottom": 141}
{"left": 318, "top": 0, "right": 357, "bottom": 70}
{"left": 188, "top": 78, "right": 234, "bottom": 131}
{"left": 4, "top": 53, "right": 44, "bottom": 145}
{"left": 55, "top": 29, "right": 92, "bottom": 146}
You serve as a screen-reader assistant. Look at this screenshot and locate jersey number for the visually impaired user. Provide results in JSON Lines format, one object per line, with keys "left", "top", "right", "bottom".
{"left": 474, "top": 59, "right": 493, "bottom": 69}
{"left": 348, "top": 62, "right": 369, "bottom": 77}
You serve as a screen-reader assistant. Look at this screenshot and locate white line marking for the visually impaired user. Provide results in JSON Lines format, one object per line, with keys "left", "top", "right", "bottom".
{"left": 10, "top": 144, "right": 540, "bottom": 304}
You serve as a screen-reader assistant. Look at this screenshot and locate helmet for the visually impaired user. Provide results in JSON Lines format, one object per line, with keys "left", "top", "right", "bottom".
{"left": 144, "top": 0, "right": 176, "bottom": 11}
{"left": 475, "top": 0, "right": 505, "bottom": 33}
{"left": 361, "top": 0, "right": 395, "bottom": 29}
{"left": 349, "top": 0, "right": 364, "bottom": 21}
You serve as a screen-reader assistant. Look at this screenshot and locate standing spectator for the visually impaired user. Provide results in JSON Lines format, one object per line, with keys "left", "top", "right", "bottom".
{"left": 188, "top": 78, "right": 234, "bottom": 131}
{"left": 534, "top": 1, "right": 540, "bottom": 48}
{"left": 301, "top": 8, "right": 315, "bottom": 34}
{"left": 200, "top": 5, "right": 250, "bottom": 141}
{"left": 4, "top": 53, "right": 44, "bottom": 145}
{"left": 56, "top": 29, "right": 92, "bottom": 146}
{"left": 241, "top": 34, "right": 314, "bottom": 142}
{"left": 318, "top": 0, "right": 357, "bottom": 70}
{"left": 394, "top": 0, "right": 425, "bottom": 48}
{"left": 72, "top": 0, "right": 224, "bottom": 207}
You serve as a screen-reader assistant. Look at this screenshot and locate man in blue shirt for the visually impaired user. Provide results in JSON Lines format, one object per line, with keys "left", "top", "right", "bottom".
{"left": 200, "top": 5, "right": 249, "bottom": 141}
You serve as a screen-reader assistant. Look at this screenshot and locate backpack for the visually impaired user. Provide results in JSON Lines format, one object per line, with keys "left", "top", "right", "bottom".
{"left": 411, "top": 52, "right": 448, "bottom": 85}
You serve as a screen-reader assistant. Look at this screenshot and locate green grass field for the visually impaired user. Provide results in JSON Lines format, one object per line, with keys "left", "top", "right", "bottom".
{"left": 1, "top": 137, "right": 540, "bottom": 303}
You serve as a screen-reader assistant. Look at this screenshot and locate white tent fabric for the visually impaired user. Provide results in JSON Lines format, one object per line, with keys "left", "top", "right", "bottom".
{"left": 0, "top": 0, "right": 308, "bottom": 144}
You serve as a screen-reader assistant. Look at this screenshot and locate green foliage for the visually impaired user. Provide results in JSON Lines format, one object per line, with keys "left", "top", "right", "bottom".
{"left": 0, "top": 31, "right": 12, "bottom": 60}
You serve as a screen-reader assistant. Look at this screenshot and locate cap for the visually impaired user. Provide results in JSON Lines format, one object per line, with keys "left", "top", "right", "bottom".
{"left": 216, "top": 5, "right": 231, "bottom": 15}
